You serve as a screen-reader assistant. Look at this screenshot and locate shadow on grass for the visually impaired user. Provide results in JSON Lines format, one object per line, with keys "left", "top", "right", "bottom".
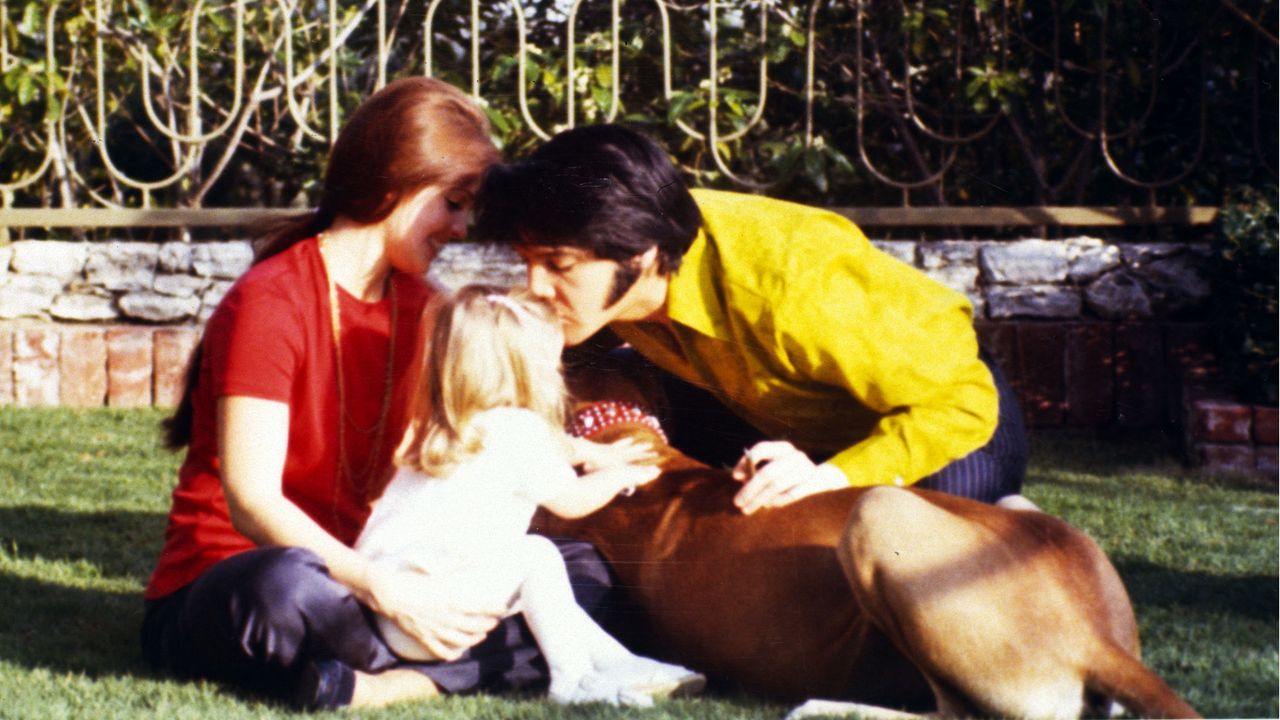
{"left": 0, "top": 571, "right": 149, "bottom": 676}
{"left": 0, "top": 506, "right": 166, "bottom": 677}
{"left": 1028, "top": 427, "right": 1184, "bottom": 466}
{"left": 1115, "top": 557, "right": 1280, "bottom": 623}
{"left": 0, "top": 506, "right": 166, "bottom": 584}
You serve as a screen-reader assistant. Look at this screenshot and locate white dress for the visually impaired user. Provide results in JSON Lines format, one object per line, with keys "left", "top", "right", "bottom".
{"left": 353, "top": 407, "right": 704, "bottom": 704}
{"left": 354, "top": 407, "right": 577, "bottom": 653}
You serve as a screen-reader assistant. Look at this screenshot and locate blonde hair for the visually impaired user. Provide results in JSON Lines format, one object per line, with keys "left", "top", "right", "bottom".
{"left": 396, "top": 284, "right": 568, "bottom": 475}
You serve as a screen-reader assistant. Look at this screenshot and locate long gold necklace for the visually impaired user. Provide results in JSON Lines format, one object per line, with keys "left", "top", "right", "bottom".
{"left": 320, "top": 239, "right": 398, "bottom": 527}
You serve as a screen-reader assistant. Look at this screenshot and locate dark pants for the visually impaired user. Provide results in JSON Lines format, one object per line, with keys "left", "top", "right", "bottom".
{"left": 140, "top": 539, "right": 614, "bottom": 701}
{"left": 655, "top": 352, "right": 1026, "bottom": 503}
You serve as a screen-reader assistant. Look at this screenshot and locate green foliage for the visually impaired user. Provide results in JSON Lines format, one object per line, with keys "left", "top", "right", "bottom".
{"left": 0, "top": 1, "right": 1274, "bottom": 209}
{"left": 963, "top": 60, "right": 1026, "bottom": 114}
{"left": 1216, "top": 186, "right": 1279, "bottom": 404}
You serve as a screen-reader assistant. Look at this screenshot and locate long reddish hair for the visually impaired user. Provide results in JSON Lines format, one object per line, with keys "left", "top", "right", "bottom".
{"left": 255, "top": 77, "right": 499, "bottom": 262}
{"left": 164, "top": 78, "right": 498, "bottom": 448}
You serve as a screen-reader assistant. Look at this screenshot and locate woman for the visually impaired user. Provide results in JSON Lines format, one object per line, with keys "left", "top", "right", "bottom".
{"left": 140, "top": 78, "right": 615, "bottom": 710}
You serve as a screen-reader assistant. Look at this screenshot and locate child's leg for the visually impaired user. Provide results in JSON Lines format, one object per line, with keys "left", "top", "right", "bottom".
{"left": 511, "top": 535, "right": 705, "bottom": 705}
{"left": 509, "top": 535, "right": 630, "bottom": 683}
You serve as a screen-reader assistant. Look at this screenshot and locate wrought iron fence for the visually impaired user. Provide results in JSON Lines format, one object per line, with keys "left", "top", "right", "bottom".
{"left": 0, "top": 0, "right": 1274, "bottom": 218}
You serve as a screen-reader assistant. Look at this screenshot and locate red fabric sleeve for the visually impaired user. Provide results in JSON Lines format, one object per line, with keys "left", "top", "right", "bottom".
{"left": 206, "top": 285, "right": 305, "bottom": 403}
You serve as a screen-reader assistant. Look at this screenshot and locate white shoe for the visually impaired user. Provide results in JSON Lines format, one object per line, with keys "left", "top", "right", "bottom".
{"left": 549, "top": 673, "right": 656, "bottom": 707}
{"left": 548, "top": 655, "right": 705, "bottom": 706}
{"left": 591, "top": 654, "right": 707, "bottom": 699}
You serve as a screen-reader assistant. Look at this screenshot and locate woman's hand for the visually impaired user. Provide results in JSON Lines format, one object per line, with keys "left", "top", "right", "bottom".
{"left": 362, "top": 562, "right": 506, "bottom": 662}
{"left": 731, "top": 441, "right": 849, "bottom": 514}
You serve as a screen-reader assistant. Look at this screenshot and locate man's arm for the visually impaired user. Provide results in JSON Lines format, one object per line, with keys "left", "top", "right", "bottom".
{"left": 791, "top": 253, "right": 999, "bottom": 488}
{"left": 732, "top": 247, "right": 998, "bottom": 511}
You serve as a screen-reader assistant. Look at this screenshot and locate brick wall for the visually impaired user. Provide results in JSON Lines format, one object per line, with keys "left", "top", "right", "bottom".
{"left": 0, "top": 318, "right": 1217, "bottom": 425}
{"left": 3, "top": 317, "right": 1275, "bottom": 479}
{"left": 974, "top": 320, "right": 1217, "bottom": 429}
{"left": 1182, "top": 390, "right": 1279, "bottom": 476}
{"left": 0, "top": 324, "right": 199, "bottom": 408}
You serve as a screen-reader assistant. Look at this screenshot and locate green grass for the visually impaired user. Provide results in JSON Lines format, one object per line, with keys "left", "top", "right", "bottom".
{"left": 0, "top": 411, "right": 1275, "bottom": 719}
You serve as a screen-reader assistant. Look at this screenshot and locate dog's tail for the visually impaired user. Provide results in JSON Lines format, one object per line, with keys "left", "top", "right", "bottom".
{"left": 1084, "top": 640, "right": 1200, "bottom": 719}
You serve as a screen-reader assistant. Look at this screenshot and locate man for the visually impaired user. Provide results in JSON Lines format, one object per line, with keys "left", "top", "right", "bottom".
{"left": 474, "top": 124, "right": 1025, "bottom": 514}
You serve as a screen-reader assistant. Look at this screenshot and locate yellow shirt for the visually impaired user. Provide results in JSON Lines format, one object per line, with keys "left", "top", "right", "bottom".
{"left": 612, "top": 189, "right": 998, "bottom": 487}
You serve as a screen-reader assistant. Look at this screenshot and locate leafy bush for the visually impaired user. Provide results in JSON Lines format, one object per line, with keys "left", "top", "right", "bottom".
{"left": 1216, "top": 186, "right": 1279, "bottom": 404}
{"left": 0, "top": 1, "right": 1274, "bottom": 211}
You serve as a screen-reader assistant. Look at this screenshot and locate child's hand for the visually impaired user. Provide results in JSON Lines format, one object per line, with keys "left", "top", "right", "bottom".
{"left": 571, "top": 436, "right": 659, "bottom": 472}
{"left": 600, "top": 461, "right": 662, "bottom": 496}
{"left": 542, "top": 445, "right": 664, "bottom": 518}
{"left": 604, "top": 437, "right": 660, "bottom": 467}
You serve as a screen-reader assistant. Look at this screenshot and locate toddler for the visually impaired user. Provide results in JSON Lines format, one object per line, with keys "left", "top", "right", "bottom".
{"left": 355, "top": 284, "right": 704, "bottom": 706}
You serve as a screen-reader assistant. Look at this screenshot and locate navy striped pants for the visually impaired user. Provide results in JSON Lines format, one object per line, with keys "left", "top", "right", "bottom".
{"left": 653, "top": 351, "right": 1026, "bottom": 504}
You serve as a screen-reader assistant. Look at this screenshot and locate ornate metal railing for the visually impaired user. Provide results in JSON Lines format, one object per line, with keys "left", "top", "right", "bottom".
{"left": 0, "top": 0, "right": 1274, "bottom": 217}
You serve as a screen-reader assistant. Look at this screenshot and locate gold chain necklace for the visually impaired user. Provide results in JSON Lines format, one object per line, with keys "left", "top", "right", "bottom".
{"left": 320, "top": 239, "right": 398, "bottom": 529}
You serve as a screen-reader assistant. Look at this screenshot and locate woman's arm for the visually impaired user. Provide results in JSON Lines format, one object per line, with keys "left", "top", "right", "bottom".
{"left": 218, "top": 396, "right": 502, "bottom": 660}
{"left": 218, "top": 396, "right": 373, "bottom": 588}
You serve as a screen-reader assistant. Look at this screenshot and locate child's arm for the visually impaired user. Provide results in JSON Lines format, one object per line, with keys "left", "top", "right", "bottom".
{"left": 568, "top": 435, "right": 657, "bottom": 472}
{"left": 541, "top": 460, "right": 660, "bottom": 519}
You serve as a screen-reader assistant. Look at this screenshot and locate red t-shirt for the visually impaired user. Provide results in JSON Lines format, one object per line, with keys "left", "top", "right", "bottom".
{"left": 145, "top": 238, "right": 431, "bottom": 599}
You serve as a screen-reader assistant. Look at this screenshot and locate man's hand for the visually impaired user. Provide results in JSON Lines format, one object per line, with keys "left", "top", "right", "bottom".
{"left": 363, "top": 562, "right": 506, "bottom": 661}
{"left": 731, "top": 440, "right": 848, "bottom": 514}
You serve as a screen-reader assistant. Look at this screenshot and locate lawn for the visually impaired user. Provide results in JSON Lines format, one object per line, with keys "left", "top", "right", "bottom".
{"left": 0, "top": 408, "right": 1275, "bottom": 719}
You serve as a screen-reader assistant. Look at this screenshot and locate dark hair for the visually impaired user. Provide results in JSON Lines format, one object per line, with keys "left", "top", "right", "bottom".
{"left": 473, "top": 124, "right": 701, "bottom": 274}
{"left": 163, "top": 78, "right": 498, "bottom": 449}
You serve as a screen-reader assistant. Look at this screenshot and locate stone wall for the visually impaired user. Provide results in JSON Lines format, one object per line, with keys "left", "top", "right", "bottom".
{"left": 0, "top": 240, "right": 253, "bottom": 324}
{"left": 0, "top": 237, "right": 1213, "bottom": 325}
{"left": 0, "top": 236, "right": 1222, "bottom": 425}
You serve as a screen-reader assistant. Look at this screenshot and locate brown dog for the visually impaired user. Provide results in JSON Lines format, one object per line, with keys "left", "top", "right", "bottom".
{"left": 533, "top": 362, "right": 1200, "bottom": 718}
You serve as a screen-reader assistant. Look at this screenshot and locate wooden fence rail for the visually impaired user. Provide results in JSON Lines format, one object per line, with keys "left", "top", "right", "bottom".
{"left": 0, "top": 206, "right": 1219, "bottom": 230}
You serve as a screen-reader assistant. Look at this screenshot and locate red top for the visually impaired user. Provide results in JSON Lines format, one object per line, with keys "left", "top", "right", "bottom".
{"left": 145, "top": 238, "right": 431, "bottom": 599}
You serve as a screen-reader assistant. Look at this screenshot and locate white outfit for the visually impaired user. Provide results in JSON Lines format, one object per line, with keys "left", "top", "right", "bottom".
{"left": 359, "top": 407, "right": 574, "bottom": 574}
{"left": 355, "top": 407, "right": 701, "bottom": 705}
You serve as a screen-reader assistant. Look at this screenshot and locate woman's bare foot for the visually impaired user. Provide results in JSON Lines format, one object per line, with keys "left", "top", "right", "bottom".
{"left": 350, "top": 668, "right": 440, "bottom": 708}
